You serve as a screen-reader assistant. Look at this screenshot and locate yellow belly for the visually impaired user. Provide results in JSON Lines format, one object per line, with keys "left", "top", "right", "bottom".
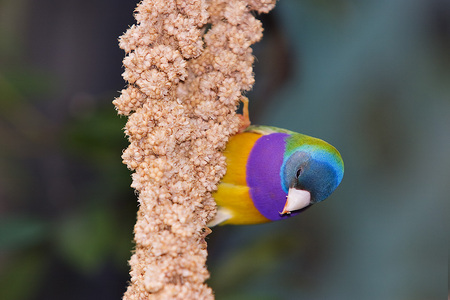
{"left": 213, "top": 132, "right": 270, "bottom": 225}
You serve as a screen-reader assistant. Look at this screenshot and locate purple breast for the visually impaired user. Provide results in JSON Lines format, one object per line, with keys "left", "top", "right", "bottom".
{"left": 246, "top": 133, "right": 301, "bottom": 221}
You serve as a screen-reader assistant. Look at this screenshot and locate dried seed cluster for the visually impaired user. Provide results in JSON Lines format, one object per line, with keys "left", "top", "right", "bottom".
{"left": 113, "top": 0, "right": 276, "bottom": 299}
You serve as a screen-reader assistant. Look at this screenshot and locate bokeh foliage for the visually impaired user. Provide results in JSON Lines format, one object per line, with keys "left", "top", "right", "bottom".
{"left": 0, "top": 0, "right": 449, "bottom": 299}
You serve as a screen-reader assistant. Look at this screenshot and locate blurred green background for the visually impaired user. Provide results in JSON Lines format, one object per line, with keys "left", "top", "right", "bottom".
{"left": 0, "top": 0, "right": 448, "bottom": 299}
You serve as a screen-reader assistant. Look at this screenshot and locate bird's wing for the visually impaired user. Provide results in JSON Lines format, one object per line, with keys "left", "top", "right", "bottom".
{"left": 245, "top": 125, "right": 296, "bottom": 136}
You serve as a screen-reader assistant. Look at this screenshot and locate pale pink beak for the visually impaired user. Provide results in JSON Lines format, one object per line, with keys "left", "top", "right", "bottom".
{"left": 281, "top": 188, "right": 311, "bottom": 214}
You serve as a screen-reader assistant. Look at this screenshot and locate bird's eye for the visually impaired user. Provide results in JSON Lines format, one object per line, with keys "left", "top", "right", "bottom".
{"left": 296, "top": 167, "right": 302, "bottom": 178}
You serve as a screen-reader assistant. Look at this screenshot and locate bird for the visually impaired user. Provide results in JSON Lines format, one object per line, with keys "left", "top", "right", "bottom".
{"left": 208, "top": 99, "right": 344, "bottom": 226}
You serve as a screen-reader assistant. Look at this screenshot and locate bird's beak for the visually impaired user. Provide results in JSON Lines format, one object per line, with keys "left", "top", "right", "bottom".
{"left": 281, "top": 188, "right": 311, "bottom": 215}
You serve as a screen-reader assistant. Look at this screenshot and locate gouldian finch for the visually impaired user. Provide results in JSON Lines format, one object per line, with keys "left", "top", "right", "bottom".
{"left": 209, "top": 100, "right": 344, "bottom": 226}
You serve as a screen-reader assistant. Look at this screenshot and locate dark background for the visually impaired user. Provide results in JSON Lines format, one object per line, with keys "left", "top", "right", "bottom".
{"left": 0, "top": 0, "right": 448, "bottom": 299}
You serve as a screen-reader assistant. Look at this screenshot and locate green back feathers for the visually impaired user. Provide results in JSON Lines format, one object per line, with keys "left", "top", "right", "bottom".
{"left": 285, "top": 133, "right": 344, "bottom": 176}
{"left": 245, "top": 125, "right": 343, "bottom": 172}
{"left": 285, "top": 133, "right": 336, "bottom": 156}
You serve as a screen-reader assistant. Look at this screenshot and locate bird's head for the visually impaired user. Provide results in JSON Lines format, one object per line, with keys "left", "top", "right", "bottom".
{"left": 280, "top": 134, "right": 344, "bottom": 214}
